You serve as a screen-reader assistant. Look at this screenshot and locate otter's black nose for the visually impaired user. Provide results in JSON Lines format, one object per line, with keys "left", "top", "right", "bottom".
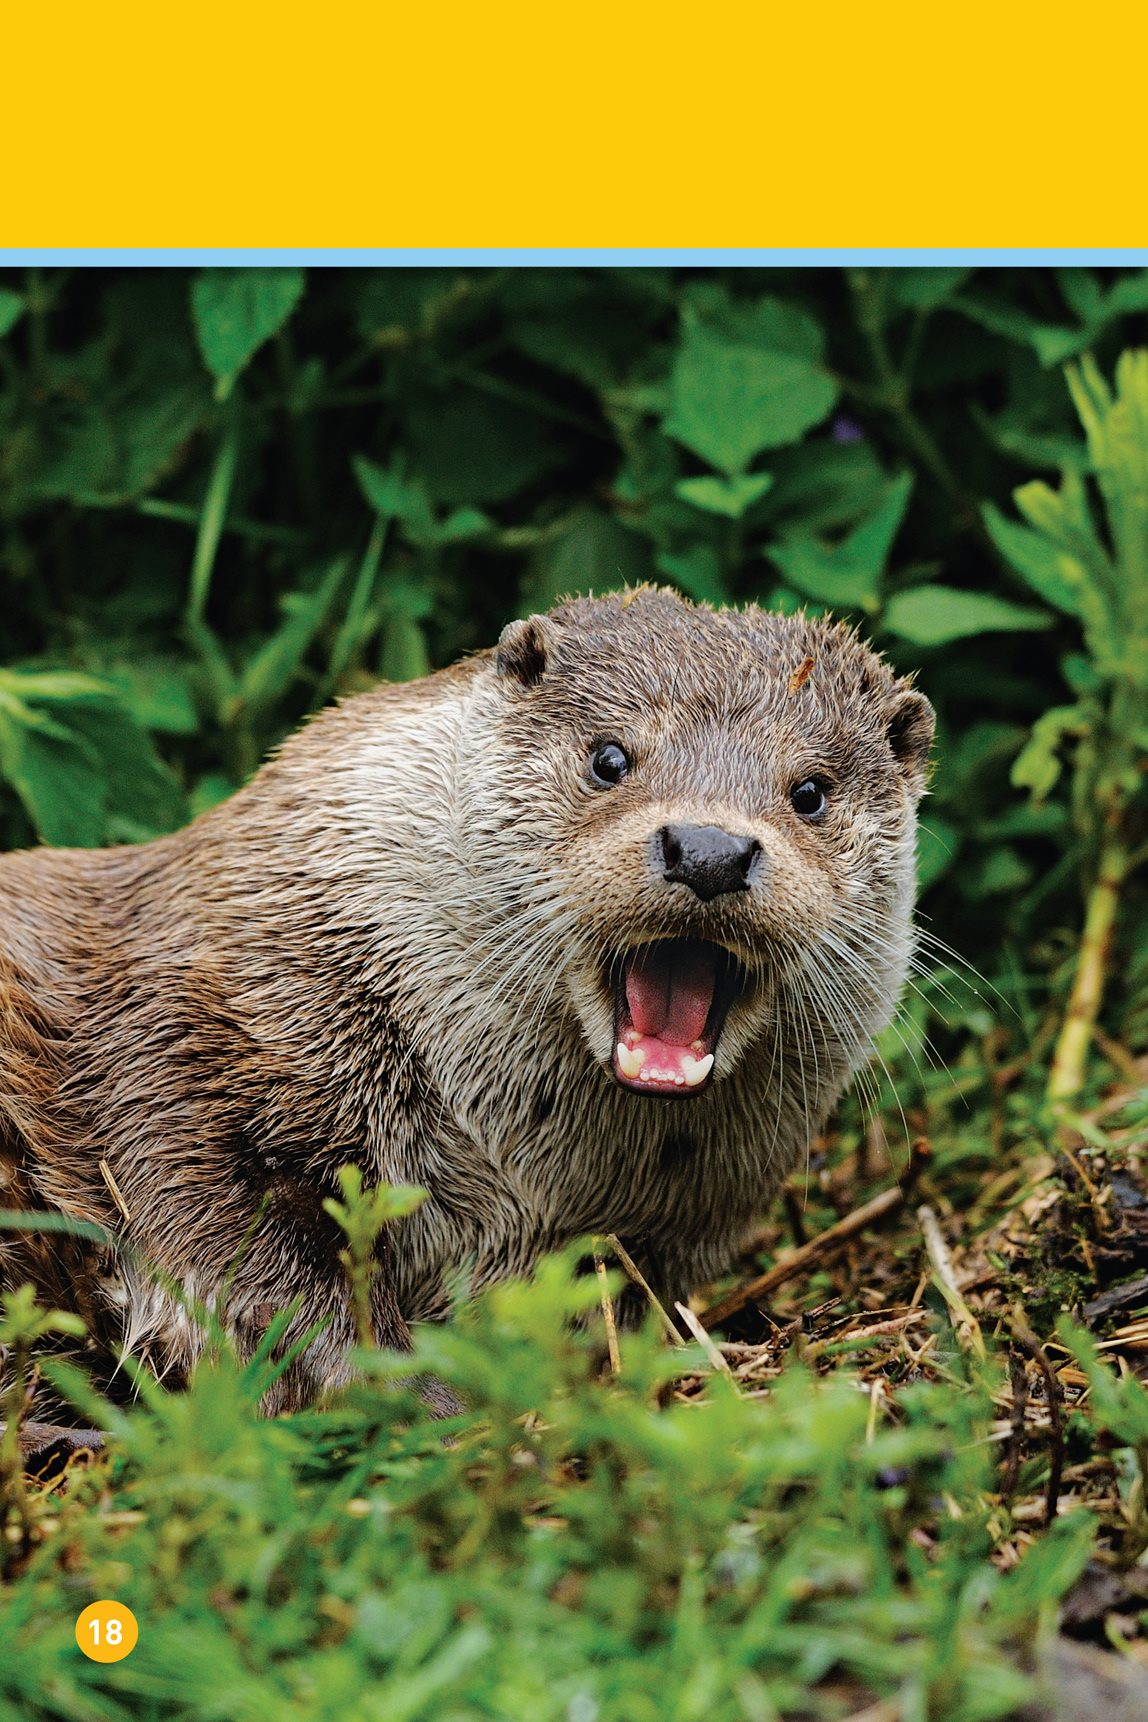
{"left": 658, "top": 824, "right": 762, "bottom": 903}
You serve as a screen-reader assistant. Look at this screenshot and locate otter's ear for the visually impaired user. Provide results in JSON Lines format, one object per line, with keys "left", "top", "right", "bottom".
{"left": 885, "top": 683, "right": 935, "bottom": 791}
{"left": 496, "top": 616, "right": 554, "bottom": 687}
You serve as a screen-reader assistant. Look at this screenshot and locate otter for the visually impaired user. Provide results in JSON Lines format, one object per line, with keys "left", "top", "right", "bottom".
{"left": 0, "top": 587, "right": 933, "bottom": 1412}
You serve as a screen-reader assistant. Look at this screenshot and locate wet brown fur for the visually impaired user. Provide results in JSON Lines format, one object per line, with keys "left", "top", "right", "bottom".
{"left": 0, "top": 588, "right": 933, "bottom": 1412}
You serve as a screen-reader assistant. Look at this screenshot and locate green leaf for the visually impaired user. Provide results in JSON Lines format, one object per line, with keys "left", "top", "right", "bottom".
{"left": 419, "top": 506, "right": 493, "bottom": 547}
{"left": 24, "top": 335, "right": 210, "bottom": 508}
{"left": 236, "top": 558, "right": 349, "bottom": 717}
{"left": 379, "top": 613, "right": 431, "bottom": 684}
{"left": 1011, "top": 703, "right": 1089, "bottom": 799}
{"left": 0, "top": 287, "right": 25, "bottom": 337}
{"left": 0, "top": 671, "right": 184, "bottom": 844}
{"left": 521, "top": 507, "right": 651, "bottom": 611}
{"left": 0, "top": 709, "right": 107, "bottom": 844}
{"left": 405, "top": 387, "right": 566, "bottom": 506}
{"left": 883, "top": 585, "right": 1054, "bottom": 647}
{"left": 950, "top": 294, "right": 1085, "bottom": 368}
{"left": 916, "top": 816, "right": 960, "bottom": 890}
{"left": 102, "top": 660, "right": 201, "bottom": 736}
{"left": 982, "top": 503, "right": 1084, "bottom": 616}
{"left": 353, "top": 455, "right": 434, "bottom": 531}
{"left": 888, "top": 268, "right": 973, "bottom": 311}
{"left": 664, "top": 289, "right": 838, "bottom": 474}
{"left": 674, "top": 472, "right": 773, "bottom": 518}
{"left": 191, "top": 268, "right": 306, "bottom": 390}
{"left": 768, "top": 474, "right": 913, "bottom": 612}
{"left": 655, "top": 545, "right": 729, "bottom": 605}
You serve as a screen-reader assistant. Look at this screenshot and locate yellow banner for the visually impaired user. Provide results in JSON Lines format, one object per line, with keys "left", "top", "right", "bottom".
{"left": 5, "top": 1, "right": 1145, "bottom": 247}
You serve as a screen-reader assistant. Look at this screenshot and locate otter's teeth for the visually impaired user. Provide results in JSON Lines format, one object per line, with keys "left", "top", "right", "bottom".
{"left": 616, "top": 1042, "right": 644, "bottom": 1079}
{"left": 680, "top": 1052, "right": 715, "bottom": 1088}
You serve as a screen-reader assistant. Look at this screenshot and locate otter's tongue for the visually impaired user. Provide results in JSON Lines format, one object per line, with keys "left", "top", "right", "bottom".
{"left": 625, "top": 942, "right": 717, "bottom": 1047}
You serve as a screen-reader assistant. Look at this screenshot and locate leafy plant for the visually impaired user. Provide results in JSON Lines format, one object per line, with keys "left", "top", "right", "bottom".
{"left": 991, "top": 352, "right": 1148, "bottom": 1102}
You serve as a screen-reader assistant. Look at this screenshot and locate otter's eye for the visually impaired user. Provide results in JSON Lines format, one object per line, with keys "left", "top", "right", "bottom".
{"left": 790, "top": 778, "right": 829, "bottom": 820}
{"left": 589, "top": 742, "right": 630, "bottom": 787}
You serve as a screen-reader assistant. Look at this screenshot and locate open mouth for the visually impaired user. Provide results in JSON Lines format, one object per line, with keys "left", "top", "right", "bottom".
{"left": 611, "top": 939, "right": 743, "bottom": 1097}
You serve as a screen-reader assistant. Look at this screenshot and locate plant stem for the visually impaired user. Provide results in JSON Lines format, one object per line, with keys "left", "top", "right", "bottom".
{"left": 0, "top": 1344, "right": 33, "bottom": 1576}
{"left": 187, "top": 401, "right": 241, "bottom": 630}
{"left": 1047, "top": 832, "right": 1130, "bottom": 1104}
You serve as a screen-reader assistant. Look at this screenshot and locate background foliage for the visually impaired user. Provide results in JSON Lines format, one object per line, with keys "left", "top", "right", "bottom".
{"left": 5, "top": 266, "right": 1148, "bottom": 1718}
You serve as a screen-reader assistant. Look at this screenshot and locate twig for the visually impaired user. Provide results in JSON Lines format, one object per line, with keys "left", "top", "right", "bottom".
{"left": 803, "top": 1309, "right": 920, "bottom": 1362}
{"left": 1093, "top": 1027, "right": 1146, "bottom": 1086}
{"left": 917, "top": 1205, "right": 984, "bottom": 1359}
{"left": 604, "top": 1234, "right": 686, "bottom": 1345}
{"left": 1010, "top": 1308, "right": 1064, "bottom": 1527}
{"left": 701, "top": 1185, "right": 905, "bottom": 1329}
{"left": 674, "top": 1302, "right": 732, "bottom": 1375}
{"left": 593, "top": 1252, "right": 621, "bottom": 1374}
{"left": 98, "top": 1159, "right": 131, "bottom": 1226}
{"left": 1000, "top": 1348, "right": 1029, "bottom": 1501}
{"left": 782, "top": 1185, "right": 807, "bottom": 1247}
{"left": 1059, "top": 1138, "right": 1109, "bottom": 1235}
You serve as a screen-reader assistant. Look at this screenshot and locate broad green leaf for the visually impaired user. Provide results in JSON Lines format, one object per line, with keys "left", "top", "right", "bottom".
{"left": 950, "top": 294, "right": 1084, "bottom": 368}
{"left": 883, "top": 585, "right": 1054, "bottom": 647}
{"left": 236, "top": 558, "right": 349, "bottom": 716}
{"left": 768, "top": 475, "right": 913, "bottom": 612}
{"left": 889, "top": 268, "right": 973, "bottom": 310}
{"left": 916, "top": 816, "right": 960, "bottom": 890}
{"left": 102, "top": 660, "right": 201, "bottom": 736}
{"left": 353, "top": 455, "right": 434, "bottom": 531}
{"left": 522, "top": 507, "right": 650, "bottom": 610}
{"left": 959, "top": 846, "right": 1035, "bottom": 897}
{"left": 0, "top": 710, "right": 107, "bottom": 844}
{"left": 674, "top": 472, "right": 773, "bottom": 519}
{"left": 405, "top": 386, "right": 565, "bottom": 505}
{"left": 665, "top": 290, "right": 837, "bottom": 474}
{"left": 379, "top": 613, "right": 431, "bottom": 684}
{"left": 655, "top": 545, "right": 729, "bottom": 604}
{"left": 982, "top": 503, "right": 1083, "bottom": 616}
{"left": 419, "top": 506, "right": 493, "bottom": 547}
{"left": 354, "top": 268, "right": 472, "bottom": 343}
{"left": 1069, "top": 350, "right": 1148, "bottom": 604}
{"left": 758, "top": 440, "right": 889, "bottom": 534}
{"left": 377, "top": 580, "right": 434, "bottom": 683}
{"left": 0, "top": 288, "right": 25, "bottom": 337}
{"left": 1011, "top": 703, "right": 1089, "bottom": 799}
{"left": 504, "top": 270, "right": 663, "bottom": 392}
{"left": 1010, "top": 468, "right": 1123, "bottom": 681}
{"left": 191, "top": 268, "right": 306, "bottom": 389}
{"left": 1103, "top": 270, "right": 1148, "bottom": 316}
{"left": 24, "top": 329, "right": 210, "bottom": 508}
{"left": 0, "top": 671, "right": 184, "bottom": 844}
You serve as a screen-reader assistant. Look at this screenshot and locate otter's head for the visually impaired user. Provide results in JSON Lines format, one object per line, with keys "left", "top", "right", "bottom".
{"left": 466, "top": 587, "right": 933, "bottom": 1101}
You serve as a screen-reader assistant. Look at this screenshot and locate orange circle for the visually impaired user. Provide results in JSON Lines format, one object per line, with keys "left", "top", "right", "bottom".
{"left": 75, "top": 1601, "right": 138, "bottom": 1663}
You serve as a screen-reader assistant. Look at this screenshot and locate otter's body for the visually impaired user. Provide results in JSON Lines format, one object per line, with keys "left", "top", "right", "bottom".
{"left": 0, "top": 590, "right": 933, "bottom": 1409}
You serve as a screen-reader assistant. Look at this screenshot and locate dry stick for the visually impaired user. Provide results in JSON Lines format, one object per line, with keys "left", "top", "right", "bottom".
{"left": 1010, "top": 1307, "right": 1064, "bottom": 1527}
{"left": 98, "top": 1158, "right": 131, "bottom": 1226}
{"left": 592, "top": 1251, "right": 621, "bottom": 1374}
{"left": 999, "top": 1348, "right": 1029, "bottom": 1502}
{"left": 701, "top": 1184, "right": 905, "bottom": 1330}
{"left": 673, "top": 1302, "right": 733, "bottom": 1375}
{"left": 604, "top": 1234, "right": 686, "bottom": 1346}
{"left": 917, "top": 1204, "right": 985, "bottom": 1360}
{"left": 802, "top": 1308, "right": 920, "bottom": 1363}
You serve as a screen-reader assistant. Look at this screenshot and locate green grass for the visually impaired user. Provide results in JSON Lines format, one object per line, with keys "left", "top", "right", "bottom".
{"left": 0, "top": 1216, "right": 1128, "bottom": 1722}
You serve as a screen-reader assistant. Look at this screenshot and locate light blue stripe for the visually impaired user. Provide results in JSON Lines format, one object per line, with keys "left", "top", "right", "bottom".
{"left": 2, "top": 248, "right": 1147, "bottom": 267}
